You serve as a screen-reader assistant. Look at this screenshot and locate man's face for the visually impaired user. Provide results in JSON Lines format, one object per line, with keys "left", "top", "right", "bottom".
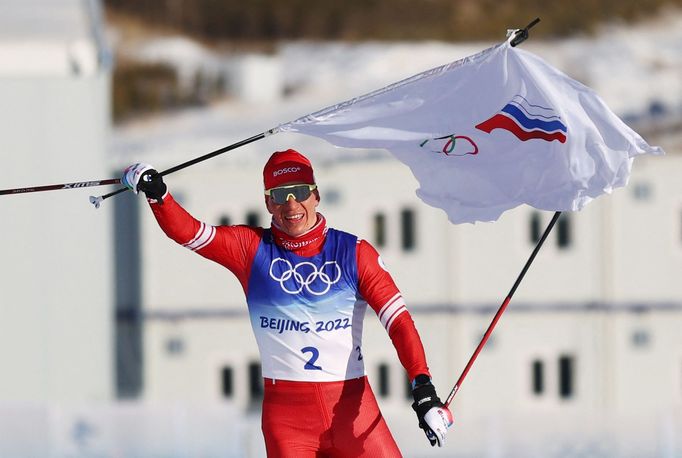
{"left": 265, "top": 184, "right": 320, "bottom": 237}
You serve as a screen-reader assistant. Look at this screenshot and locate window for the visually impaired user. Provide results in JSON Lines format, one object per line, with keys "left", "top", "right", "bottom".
{"left": 631, "top": 329, "right": 651, "bottom": 348}
{"left": 323, "top": 188, "right": 342, "bottom": 206}
{"left": 373, "top": 213, "right": 386, "bottom": 248}
{"left": 248, "top": 361, "right": 263, "bottom": 402}
{"left": 165, "top": 337, "right": 184, "bottom": 355}
{"left": 530, "top": 212, "right": 572, "bottom": 248}
{"left": 632, "top": 183, "right": 652, "bottom": 201}
{"left": 400, "top": 208, "right": 416, "bottom": 251}
{"left": 218, "top": 215, "right": 231, "bottom": 226}
{"left": 557, "top": 214, "right": 572, "bottom": 249}
{"left": 558, "top": 355, "right": 575, "bottom": 399}
{"left": 529, "top": 212, "right": 542, "bottom": 244}
{"left": 221, "top": 366, "right": 234, "bottom": 398}
{"left": 532, "top": 359, "right": 544, "bottom": 395}
{"left": 476, "top": 332, "right": 495, "bottom": 350}
{"left": 378, "top": 363, "right": 390, "bottom": 397}
{"left": 246, "top": 211, "right": 260, "bottom": 227}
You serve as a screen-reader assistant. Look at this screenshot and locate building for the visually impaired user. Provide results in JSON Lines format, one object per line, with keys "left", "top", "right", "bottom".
{"left": 0, "top": 0, "right": 113, "bottom": 401}
{"left": 116, "top": 148, "right": 680, "bottom": 457}
{"left": 0, "top": 0, "right": 114, "bottom": 455}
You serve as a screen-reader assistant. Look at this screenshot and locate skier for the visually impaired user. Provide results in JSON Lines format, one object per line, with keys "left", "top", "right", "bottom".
{"left": 122, "top": 149, "right": 453, "bottom": 457}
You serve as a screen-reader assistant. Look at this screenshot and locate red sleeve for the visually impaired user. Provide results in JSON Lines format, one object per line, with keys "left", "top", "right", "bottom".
{"left": 356, "top": 239, "right": 431, "bottom": 381}
{"left": 149, "top": 193, "right": 261, "bottom": 292}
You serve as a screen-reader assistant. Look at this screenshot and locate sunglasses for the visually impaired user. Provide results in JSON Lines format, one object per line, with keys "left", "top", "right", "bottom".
{"left": 265, "top": 184, "right": 317, "bottom": 205}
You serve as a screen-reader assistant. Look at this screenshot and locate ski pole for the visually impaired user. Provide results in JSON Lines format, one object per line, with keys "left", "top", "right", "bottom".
{"left": 0, "top": 178, "right": 121, "bottom": 196}
{"left": 89, "top": 130, "right": 274, "bottom": 208}
{"left": 444, "top": 211, "right": 561, "bottom": 408}
{"left": 0, "top": 131, "right": 274, "bottom": 207}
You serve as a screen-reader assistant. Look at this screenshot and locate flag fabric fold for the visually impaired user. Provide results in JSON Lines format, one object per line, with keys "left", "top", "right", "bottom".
{"left": 276, "top": 36, "right": 663, "bottom": 224}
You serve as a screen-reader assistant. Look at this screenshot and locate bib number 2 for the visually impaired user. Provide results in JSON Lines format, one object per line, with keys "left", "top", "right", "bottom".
{"left": 301, "top": 346, "right": 322, "bottom": 370}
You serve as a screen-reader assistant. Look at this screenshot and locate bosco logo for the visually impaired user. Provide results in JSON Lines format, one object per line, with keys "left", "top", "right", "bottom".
{"left": 273, "top": 166, "right": 301, "bottom": 177}
{"left": 269, "top": 258, "right": 342, "bottom": 296}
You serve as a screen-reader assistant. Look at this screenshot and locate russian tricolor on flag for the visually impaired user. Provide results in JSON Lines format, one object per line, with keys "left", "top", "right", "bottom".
{"left": 475, "top": 95, "right": 568, "bottom": 143}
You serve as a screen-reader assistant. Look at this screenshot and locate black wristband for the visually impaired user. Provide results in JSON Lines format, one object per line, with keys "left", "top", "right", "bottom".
{"left": 412, "top": 374, "right": 431, "bottom": 387}
{"left": 411, "top": 380, "right": 443, "bottom": 419}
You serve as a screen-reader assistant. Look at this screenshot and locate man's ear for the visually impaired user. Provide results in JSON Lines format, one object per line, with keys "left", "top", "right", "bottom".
{"left": 264, "top": 195, "right": 274, "bottom": 215}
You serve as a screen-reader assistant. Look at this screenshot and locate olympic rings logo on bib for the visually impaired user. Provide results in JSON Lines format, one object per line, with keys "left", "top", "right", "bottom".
{"left": 269, "top": 258, "right": 342, "bottom": 296}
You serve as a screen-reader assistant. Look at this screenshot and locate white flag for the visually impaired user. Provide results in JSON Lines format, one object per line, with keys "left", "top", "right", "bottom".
{"left": 277, "top": 37, "right": 664, "bottom": 224}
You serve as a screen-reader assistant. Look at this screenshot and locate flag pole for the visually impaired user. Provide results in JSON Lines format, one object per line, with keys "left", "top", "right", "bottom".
{"left": 9, "top": 18, "right": 542, "bottom": 209}
{"left": 444, "top": 211, "right": 561, "bottom": 408}
{"left": 510, "top": 17, "right": 541, "bottom": 47}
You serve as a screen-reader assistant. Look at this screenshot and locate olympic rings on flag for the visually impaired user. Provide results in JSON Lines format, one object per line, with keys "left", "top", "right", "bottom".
{"left": 269, "top": 258, "right": 342, "bottom": 296}
{"left": 419, "top": 134, "right": 479, "bottom": 156}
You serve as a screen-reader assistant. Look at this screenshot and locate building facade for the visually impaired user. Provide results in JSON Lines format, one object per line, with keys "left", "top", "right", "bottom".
{"left": 126, "top": 147, "right": 681, "bottom": 456}
{"left": 0, "top": 0, "right": 113, "bottom": 403}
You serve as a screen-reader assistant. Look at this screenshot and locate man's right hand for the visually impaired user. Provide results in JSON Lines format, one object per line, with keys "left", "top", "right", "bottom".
{"left": 122, "top": 163, "right": 167, "bottom": 203}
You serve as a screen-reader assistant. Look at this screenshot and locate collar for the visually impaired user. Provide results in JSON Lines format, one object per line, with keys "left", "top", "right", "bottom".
{"left": 270, "top": 213, "right": 328, "bottom": 256}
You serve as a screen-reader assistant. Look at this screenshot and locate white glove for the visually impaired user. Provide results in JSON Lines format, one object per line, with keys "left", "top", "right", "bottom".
{"left": 422, "top": 405, "right": 454, "bottom": 447}
{"left": 121, "top": 163, "right": 155, "bottom": 194}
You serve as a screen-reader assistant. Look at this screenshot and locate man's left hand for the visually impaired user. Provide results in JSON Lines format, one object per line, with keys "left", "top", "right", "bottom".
{"left": 411, "top": 375, "right": 454, "bottom": 447}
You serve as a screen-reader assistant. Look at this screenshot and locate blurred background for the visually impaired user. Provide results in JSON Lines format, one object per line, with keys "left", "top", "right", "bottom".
{"left": 1, "top": 0, "right": 681, "bottom": 456}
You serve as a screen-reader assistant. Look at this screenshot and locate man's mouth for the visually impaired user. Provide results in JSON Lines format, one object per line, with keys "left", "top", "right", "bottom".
{"left": 285, "top": 214, "right": 303, "bottom": 222}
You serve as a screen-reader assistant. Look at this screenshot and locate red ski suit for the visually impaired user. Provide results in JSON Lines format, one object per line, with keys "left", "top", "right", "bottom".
{"left": 150, "top": 194, "right": 430, "bottom": 457}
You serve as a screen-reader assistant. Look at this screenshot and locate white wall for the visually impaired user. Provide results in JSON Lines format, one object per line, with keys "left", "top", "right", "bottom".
{"left": 0, "top": 73, "right": 112, "bottom": 401}
{"left": 611, "top": 155, "right": 682, "bottom": 302}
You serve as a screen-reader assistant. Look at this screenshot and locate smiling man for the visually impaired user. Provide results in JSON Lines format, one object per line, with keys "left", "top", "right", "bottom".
{"left": 262, "top": 154, "right": 319, "bottom": 238}
{"left": 122, "top": 149, "right": 453, "bottom": 457}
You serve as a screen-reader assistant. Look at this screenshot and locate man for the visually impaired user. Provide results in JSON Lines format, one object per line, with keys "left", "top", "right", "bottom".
{"left": 123, "top": 149, "right": 453, "bottom": 457}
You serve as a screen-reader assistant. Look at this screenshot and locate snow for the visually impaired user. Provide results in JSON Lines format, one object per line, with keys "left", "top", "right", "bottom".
{"left": 122, "top": 36, "right": 224, "bottom": 90}
{"left": 112, "top": 10, "right": 682, "bottom": 165}
{"left": 525, "top": 13, "right": 682, "bottom": 117}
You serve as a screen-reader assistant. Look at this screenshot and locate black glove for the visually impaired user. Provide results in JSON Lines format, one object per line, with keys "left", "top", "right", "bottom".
{"left": 411, "top": 374, "right": 451, "bottom": 447}
{"left": 122, "top": 163, "right": 167, "bottom": 203}
{"left": 138, "top": 169, "right": 167, "bottom": 203}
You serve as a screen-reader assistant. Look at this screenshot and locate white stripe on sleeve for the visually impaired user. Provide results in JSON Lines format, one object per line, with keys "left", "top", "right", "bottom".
{"left": 182, "top": 223, "right": 216, "bottom": 252}
{"left": 378, "top": 293, "right": 406, "bottom": 330}
{"left": 384, "top": 305, "right": 407, "bottom": 331}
